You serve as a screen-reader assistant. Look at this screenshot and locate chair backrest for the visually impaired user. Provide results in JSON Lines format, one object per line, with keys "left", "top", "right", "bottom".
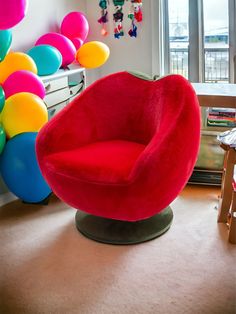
{"left": 72, "top": 72, "right": 198, "bottom": 144}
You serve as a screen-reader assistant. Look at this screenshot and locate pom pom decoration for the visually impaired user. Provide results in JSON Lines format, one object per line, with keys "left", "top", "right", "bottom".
{"left": 98, "top": 0, "right": 109, "bottom": 36}
{"left": 113, "top": 1, "right": 125, "bottom": 39}
{"left": 0, "top": 0, "right": 28, "bottom": 30}
{"left": 128, "top": 0, "right": 143, "bottom": 38}
{"left": 76, "top": 41, "right": 110, "bottom": 69}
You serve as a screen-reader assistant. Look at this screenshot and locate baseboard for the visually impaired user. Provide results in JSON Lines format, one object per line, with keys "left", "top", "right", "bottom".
{"left": 0, "top": 192, "right": 18, "bottom": 207}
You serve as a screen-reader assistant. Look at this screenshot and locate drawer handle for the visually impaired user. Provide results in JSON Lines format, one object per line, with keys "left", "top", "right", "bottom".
{"left": 45, "top": 83, "right": 51, "bottom": 92}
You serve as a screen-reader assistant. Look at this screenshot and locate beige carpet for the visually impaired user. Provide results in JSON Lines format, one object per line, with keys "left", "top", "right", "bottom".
{"left": 0, "top": 185, "right": 235, "bottom": 314}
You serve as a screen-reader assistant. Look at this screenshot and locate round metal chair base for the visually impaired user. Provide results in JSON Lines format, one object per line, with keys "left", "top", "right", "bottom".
{"left": 75, "top": 206, "right": 173, "bottom": 245}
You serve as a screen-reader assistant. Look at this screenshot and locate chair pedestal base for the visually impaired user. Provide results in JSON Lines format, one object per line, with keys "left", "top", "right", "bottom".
{"left": 75, "top": 206, "right": 173, "bottom": 245}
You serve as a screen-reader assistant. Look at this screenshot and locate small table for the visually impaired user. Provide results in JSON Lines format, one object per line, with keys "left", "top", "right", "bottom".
{"left": 192, "top": 82, "right": 236, "bottom": 108}
{"left": 217, "top": 143, "right": 236, "bottom": 244}
{"left": 193, "top": 83, "right": 236, "bottom": 243}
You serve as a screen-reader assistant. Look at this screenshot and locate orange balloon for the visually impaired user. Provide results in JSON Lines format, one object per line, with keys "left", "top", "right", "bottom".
{"left": 0, "top": 52, "right": 37, "bottom": 84}
{"left": 76, "top": 41, "right": 110, "bottom": 69}
{"left": 1, "top": 92, "right": 48, "bottom": 138}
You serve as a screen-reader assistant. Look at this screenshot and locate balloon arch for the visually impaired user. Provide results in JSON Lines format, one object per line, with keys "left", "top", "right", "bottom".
{"left": 0, "top": 0, "right": 110, "bottom": 203}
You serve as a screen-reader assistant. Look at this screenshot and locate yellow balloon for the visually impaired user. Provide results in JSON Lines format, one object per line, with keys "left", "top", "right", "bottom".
{"left": 76, "top": 41, "right": 110, "bottom": 69}
{"left": 1, "top": 92, "right": 48, "bottom": 138}
{"left": 0, "top": 52, "right": 37, "bottom": 84}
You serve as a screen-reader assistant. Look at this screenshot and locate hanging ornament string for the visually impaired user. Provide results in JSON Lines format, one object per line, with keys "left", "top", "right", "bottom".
{"left": 128, "top": 0, "right": 143, "bottom": 38}
{"left": 113, "top": 0, "right": 125, "bottom": 39}
{"left": 98, "top": 0, "right": 109, "bottom": 36}
{"left": 98, "top": 0, "right": 143, "bottom": 39}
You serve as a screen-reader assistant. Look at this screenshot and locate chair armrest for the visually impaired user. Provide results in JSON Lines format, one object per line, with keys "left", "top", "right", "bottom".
{"left": 128, "top": 76, "right": 201, "bottom": 189}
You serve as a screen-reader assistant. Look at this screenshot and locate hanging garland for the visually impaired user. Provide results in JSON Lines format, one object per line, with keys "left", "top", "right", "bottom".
{"left": 113, "top": 0, "right": 125, "bottom": 39}
{"left": 128, "top": 0, "right": 143, "bottom": 38}
{"left": 98, "top": 0, "right": 143, "bottom": 38}
{"left": 98, "top": 0, "right": 109, "bottom": 36}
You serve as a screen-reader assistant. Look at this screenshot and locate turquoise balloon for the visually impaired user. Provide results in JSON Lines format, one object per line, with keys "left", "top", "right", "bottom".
{"left": 0, "top": 85, "right": 5, "bottom": 112}
{"left": 0, "top": 30, "right": 12, "bottom": 62}
{"left": 27, "top": 45, "right": 62, "bottom": 76}
{"left": 0, "top": 124, "right": 6, "bottom": 154}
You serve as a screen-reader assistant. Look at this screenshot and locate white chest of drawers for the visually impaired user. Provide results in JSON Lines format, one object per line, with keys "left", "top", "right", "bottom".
{"left": 41, "top": 64, "right": 86, "bottom": 119}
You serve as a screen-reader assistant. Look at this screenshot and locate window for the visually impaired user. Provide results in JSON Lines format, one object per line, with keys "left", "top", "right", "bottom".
{"left": 163, "top": 0, "right": 236, "bottom": 83}
{"left": 203, "top": 0, "right": 229, "bottom": 83}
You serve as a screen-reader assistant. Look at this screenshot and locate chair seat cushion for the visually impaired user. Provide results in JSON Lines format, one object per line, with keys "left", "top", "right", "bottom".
{"left": 45, "top": 140, "right": 146, "bottom": 184}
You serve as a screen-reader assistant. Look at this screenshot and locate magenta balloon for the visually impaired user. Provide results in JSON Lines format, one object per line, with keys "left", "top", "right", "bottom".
{"left": 36, "top": 33, "right": 76, "bottom": 67}
{"left": 2, "top": 70, "right": 45, "bottom": 99}
{"left": 71, "top": 38, "right": 84, "bottom": 51}
{"left": 61, "top": 12, "right": 89, "bottom": 42}
{"left": 0, "top": 0, "right": 28, "bottom": 30}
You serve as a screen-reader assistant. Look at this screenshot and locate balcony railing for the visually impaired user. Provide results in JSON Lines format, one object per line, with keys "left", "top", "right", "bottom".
{"left": 170, "top": 47, "right": 229, "bottom": 82}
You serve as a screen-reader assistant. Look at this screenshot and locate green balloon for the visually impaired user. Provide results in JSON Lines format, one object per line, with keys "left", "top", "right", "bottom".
{"left": 0, "top": 124, "right": 6, "bottom": 154}
{"left": 0, "top": 29, "right": 12, "bottom": 62}
{"left": 0, "top": 86, "right": 5, "bottom": 112}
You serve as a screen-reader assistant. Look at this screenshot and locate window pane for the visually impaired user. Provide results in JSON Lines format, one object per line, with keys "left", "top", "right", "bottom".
{"left": 168, "top": 0, "right": 189, "bottom": 78}
{"left": 203, "top": 0, "right": 229, "bottom": 83}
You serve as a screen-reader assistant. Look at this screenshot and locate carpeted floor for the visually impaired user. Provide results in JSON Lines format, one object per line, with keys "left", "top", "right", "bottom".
{"left": 0, "top": 185, "right": 235, "bottom": 314}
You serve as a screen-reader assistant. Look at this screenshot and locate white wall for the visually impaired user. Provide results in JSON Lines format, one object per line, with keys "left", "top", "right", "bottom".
{"left": 84, "top": 0, "right": 160, "bottom": 83}
{"left": 11, "top": 0, "right": 160, "bottom": 84}
{"left": 12, "top": 0, "right": 86, "bottom": 52}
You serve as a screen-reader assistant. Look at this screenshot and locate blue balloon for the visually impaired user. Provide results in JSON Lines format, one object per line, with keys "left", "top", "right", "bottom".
{"left": 27, "top": 45, "right": 62, "bottom": 76}
{"left": 0, "top": 132, "right": 51, "bottom": 203}
{"left": 0, "top": 29, "right": 12, "bottom": 62}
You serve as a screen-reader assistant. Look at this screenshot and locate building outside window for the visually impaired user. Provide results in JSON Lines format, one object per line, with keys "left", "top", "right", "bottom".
{"left": 164, "top": 0, "right": 236, "bottom": 83}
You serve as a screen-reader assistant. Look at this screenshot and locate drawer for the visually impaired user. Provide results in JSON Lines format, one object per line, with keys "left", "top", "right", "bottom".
{"left": 44, "top": 77, "right": 68, "bottom": 93}
{"left": 69, "top": 81, "right": 84, "bottom": 101}
{"left": 47, "top": 101, "right": 67, "bottom": 120}
{"left": 44, "top": 87, "right": 71, "bottom": 108}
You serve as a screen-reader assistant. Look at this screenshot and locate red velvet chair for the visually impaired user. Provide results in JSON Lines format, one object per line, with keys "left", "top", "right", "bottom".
{"left": 36, "top": 72, "right": 201, "bottom": 244}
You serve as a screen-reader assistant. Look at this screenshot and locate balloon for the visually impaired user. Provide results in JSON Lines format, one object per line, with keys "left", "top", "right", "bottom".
{"left": 0, "top": 0, "right": 28, "bottom": 30}
{"left": 1, "top": 92, "right": 48, "bottom": 138}
{"left": 3, "top": 70, "right": 45, "bottom": 99}
{"left": 27, "top": 45, "right": 62, "bottom": 76}
{"left": 35, "top": 33, "right": 76, "bottom": 67}
{"left": 0, "top": 30, "right": 12, "bottom": 61}
{"left": 0, "top": 124, "right": 6, "bottom": 154}
{"left": 0, "top": 52, "right": 37, "bottom": 84}
{"left": 76, "top": 41, "right": 110, "bottom": 69}
{"left": 0, "top": 86, "right": 5, "bottom": 112}
{"left": 0, "top": 132, "right": 51, "bottom": 203}
{"left": 71, "top": 38, "right": 84, "bottom": 51}
{"left": 61, "top": 12, "right": 89, "bottom": 42}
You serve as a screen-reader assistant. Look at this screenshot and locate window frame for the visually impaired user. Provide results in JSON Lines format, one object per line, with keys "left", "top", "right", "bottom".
{"left": 161, "top": 0, "right": 236, "bottom": 83}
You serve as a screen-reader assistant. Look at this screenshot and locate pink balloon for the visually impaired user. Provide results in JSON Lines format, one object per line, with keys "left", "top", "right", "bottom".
{"left": 2, "top": 70, "right": 45, "bottom": 99}
{"left": 0, "top": 0, "right": 28, "bottom": 30}
{"left": 36, "top": 33, "right": 76, "bottom": 67}
{"left": 71, "top": 38, "right": 84, "bottom": 51}
{"left": 61, "top": 12, "right": 89, "bottom": 42}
